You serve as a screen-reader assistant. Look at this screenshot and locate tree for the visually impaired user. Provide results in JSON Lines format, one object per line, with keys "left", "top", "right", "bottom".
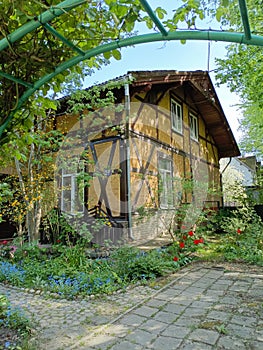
{"left": 215, "top": 0, "right": 263, "bottom": 159}
{"left": 0, "top": 0, "right": 151, "bottom": 145}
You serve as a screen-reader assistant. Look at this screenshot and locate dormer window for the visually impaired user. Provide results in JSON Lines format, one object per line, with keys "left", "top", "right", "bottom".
{"left": 171, "top": 99, "right": 183, "bottom": 134}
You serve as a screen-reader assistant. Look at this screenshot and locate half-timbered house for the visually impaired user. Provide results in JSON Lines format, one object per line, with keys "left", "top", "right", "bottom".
{"left": 55, "top": 70, "right": 240, "bottom": 245}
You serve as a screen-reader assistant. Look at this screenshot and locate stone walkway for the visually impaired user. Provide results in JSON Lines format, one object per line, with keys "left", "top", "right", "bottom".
{"left": 1, "top": 262, "right": 262, "bottom": 349}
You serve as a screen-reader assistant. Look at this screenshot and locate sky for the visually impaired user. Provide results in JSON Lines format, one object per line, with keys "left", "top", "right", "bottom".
{"left": 84, "top": 1, "right": 243, "bottom": 143}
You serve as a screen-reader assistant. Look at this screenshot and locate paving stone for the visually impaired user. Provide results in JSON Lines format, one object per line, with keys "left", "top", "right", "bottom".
{"left": 255, "top": 329, "right": 263, "bottom": 341}
{"left": 84, "top": 333, "right": 118, "bottom": 349}
{"left": 134, "top": 305, "right": 158, "bottom": 318}
{"left": 206, "top": 310, "right": 232, "bottom": 321}
{"left": 216, "top": 335, "right": 247, "bottom": 349}
{"left": 247, "top": 341, "right": 263, "bottom": 350}
{"left": 175, "top": 316, "right": 200, "bottom": 327}
{"left": 139, "top": 319, "right": 167, "bottom": 334}
{"left": 181, "top": 307, "right": 207, "bottom": 318}
{"left": 187, "top": 328, "right": 220, "bottom": 345}
{"left": 179, "top": 340, "right": 213, "bottom": 349}
{"left": 152, "top": 310, "right": 178, "bottom": 323}
{"left": 162, "top": 324, "right": 191, "bottom": 338}
{"left": 125, "top": 329, "right": 157, "bottom": 346}
{"left": 171, "top": 295, "right": 193, "bottom": 306}
{"left": 104, "top": 324, "right": 131, "bottom": 338}
{"left": 190, "top": 300, "right": 214, "bottom": 309}
{"left": 118, "top": 313, "right": 146, "bottom": 327}
{"left": 147, "top": 335, "right": 182, "bottom": 349}
{"left": 163, "top": 302, "right": 187, "bottom": 314}
{"left": 227, "top": 324, "right": 255, "bottom": 340}
{"left": 145, "top": 298, "right": 168, "bottom": 308}
{"left": 109, "top": 340, "right": 143, "bottom": 350}
{"left": 231, "top": 314, "right": 258, "bottom": 327}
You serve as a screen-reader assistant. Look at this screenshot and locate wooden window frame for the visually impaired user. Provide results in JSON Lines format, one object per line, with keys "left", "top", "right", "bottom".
{"left": 158, "top": 154, "right": 174, "bottom": 209}
{"left": 189, "top": 112, "right": 199, "bottom": 141}
{"left": 171, "top": 98, "right": 183, "bottom": 134}
{"left": 61, "top": 169, "right": 84, "bottom": 215}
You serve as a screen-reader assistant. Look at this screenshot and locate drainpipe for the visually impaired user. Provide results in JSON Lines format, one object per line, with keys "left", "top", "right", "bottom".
{"left": 124, "top": 81, "right": 134, "bottom": 240}
{"left": 220, "top": 157, "right": 232, "bottom": 208}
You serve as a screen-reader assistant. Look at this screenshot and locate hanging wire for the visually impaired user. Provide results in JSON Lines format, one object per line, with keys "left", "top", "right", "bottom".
{"left": 207, "top": 40, "right": 211, "bottom": 72}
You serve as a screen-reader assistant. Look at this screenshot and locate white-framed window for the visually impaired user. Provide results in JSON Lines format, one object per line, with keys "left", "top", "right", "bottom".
{"left": 171, "top": 98, "right": 183, "bottom": 134}
{"left": 61, "top": 170, "right": 84, "bottom": 215}
{"left": 189, "top": 113, "right": 199, "bottom": 141}
{"left": 158, "top": 155, "right": 174, "bottom": 209}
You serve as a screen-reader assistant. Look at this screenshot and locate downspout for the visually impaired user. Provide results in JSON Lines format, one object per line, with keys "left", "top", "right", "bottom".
{"left": 221, "top": 157, "right": 232, "bottom": 174}
{"left": 220, "top": 157, "right": 232, "bottom": 207}
{"left": 124, "top": 81, "right": 134, "bottom": 239}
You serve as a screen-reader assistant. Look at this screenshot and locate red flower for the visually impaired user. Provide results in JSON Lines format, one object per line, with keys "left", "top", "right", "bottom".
{"left": 179, "top": 242, "right": 185, "bottom": 249}
{"left": 173, "top": 256, "right": 179, "bottom": 262}
{"left": 193, "top": 238, "right": 204, "bottom": 245}
{"left": 188, "top": 231, "right": 194, "bottom": 236}
{"left": 237, "top": 229, "right": 242, "bottom": 234}
{"left": 182, "top": 235, "right": 187, "bottom": 240}
{"left": 0, "top": 240, "right": 8, "bottom": 245}
{"left": 56, "top": 239, "right": 61, "bottom": 243}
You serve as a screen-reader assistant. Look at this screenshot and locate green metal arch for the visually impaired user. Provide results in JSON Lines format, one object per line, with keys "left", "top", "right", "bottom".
{"left": 0, "top": 0, "right": 260, "bottom": 138}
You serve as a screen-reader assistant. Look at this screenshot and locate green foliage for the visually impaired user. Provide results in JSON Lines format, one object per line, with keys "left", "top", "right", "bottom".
{"left": 0, "top": 241, "right": 185, "bottom": 298}
{"left": 215, "top": 1, "right": 263, "bottom": 159}
{"left": 110, "top": 246, "right": 175, "bottom": 282}
{"left": 1, "top": 201, "right": 263, "bottom": 301}
{"left": 208, "top": 206, "right": 263, "bottom": 265}
{"left": 0, "top": 0, "right": 155, "bottom": 143}
{"left": 0, "top": 294, "right": 31, "bottom": 333}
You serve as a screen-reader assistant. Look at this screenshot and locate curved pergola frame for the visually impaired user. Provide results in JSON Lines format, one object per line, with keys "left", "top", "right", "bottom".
{"left": 0, "top": 0, "right": 261, "bottom": 138}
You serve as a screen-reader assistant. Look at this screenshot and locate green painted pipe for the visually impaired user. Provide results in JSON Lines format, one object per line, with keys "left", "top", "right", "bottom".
{"left": 139, "top": 0, "right": 168, "bottom": 36}
{"left": 238, "top": 0, "right": 251, "bottom": 40}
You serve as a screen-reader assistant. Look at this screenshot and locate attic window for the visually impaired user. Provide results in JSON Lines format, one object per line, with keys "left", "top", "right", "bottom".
{"left": 189, "top": 113, "right": 198, "bottom": 141}
{"left": 171, "top": 99, "right": 183, "bottom": 134}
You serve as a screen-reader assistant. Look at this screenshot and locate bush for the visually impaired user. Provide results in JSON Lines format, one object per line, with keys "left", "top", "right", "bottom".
{"left": 209, "top": 205, "right": 263, "bottom": 265}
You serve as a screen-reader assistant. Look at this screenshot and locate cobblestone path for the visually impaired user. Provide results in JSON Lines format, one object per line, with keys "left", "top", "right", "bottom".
{"left": 1, "top": 263, "right": 262, "bottom": 349}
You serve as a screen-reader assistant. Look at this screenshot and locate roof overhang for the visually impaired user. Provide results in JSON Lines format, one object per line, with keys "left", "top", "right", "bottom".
{"left": 128, "top": 70, "right": 240, "bottom": 158}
